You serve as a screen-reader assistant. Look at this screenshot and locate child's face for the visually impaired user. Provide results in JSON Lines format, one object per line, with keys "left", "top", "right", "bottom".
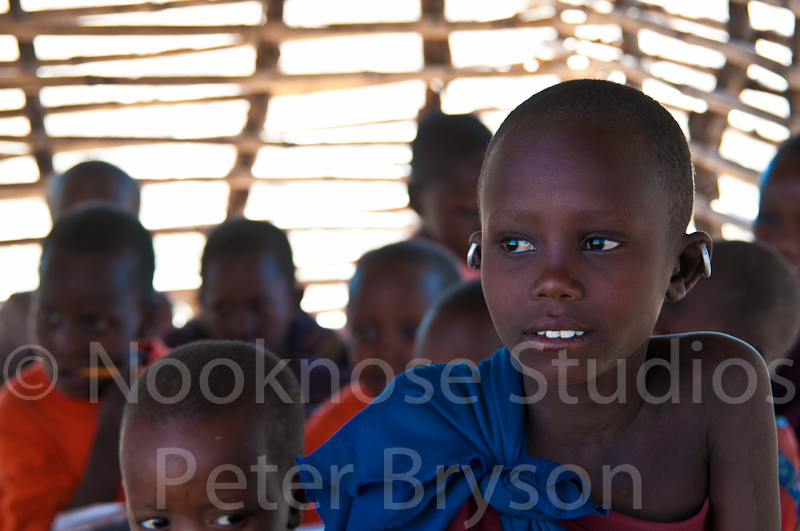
{"left": 754, "top": 155, "right": 800, "bottom": 278}
{"left": 414, "top": 154, "right": 484, "bottom": 259}
{"left": 36, "top": 249, "right": 146, "bottom": 397}
{"left": 348, "top": 262, "right": 442, "bottom": 396}
{"left": 479, "top": 123, "right": 681, "bottom": 384}
{"left": 201, "top": 252, "right": 296, "bottom": 352}
{"left": 122, "top": 417, "right": 298, "bottom": 531}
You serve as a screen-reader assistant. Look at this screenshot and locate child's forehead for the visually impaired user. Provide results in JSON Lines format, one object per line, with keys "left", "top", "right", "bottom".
{"left": 482, "top": 123, "right": 661, "bottom": 212}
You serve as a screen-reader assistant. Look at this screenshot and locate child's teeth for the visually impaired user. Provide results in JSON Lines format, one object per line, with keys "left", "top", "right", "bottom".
{"left": 538, "top": 330, "right": 586, "bottom": 338}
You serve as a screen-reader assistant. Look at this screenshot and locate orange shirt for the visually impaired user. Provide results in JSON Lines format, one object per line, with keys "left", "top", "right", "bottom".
{"left": 305, "top": 382, "right": 373, "bottom": 455}
{"left": 0, "top": 340, "right": 167, "bottom": 531}
{"left": 303, "top": 382, "right": 372, "bottom": 526}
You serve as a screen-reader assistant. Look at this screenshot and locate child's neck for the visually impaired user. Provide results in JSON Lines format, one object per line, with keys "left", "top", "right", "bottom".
{"left": 523, "top": 344, "right": 649, "bottom": 452}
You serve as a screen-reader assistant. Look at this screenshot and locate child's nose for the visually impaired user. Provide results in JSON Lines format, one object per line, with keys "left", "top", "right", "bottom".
{"left": 531, "top": 265, "right": 583, "bottom": 301}
{"left": 52, "top": 322, "right": 87, "bottom": 362}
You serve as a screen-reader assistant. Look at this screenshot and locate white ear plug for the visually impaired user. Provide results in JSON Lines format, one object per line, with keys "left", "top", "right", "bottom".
{"left": 700, "top": 242, "right": 711, "bottom": 278}
{"left": 467, "top": 242, "right": 481, "bottom": 270}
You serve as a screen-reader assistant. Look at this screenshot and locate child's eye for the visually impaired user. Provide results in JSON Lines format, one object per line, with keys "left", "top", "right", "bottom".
{"left": 37, "top": 308, "right": 61, "bottom": 327}
{"left": 401, "top": 325, "right": 418, "bottom": 340}
{"left": 83, "top": 316, "right": 111, "bottom": 333}
{"left": 139, "top": 517, "right": 169, "bottom": 530}
{"left": 582, "top": 238, "right": 620, "bottom": 251}
{"left": 212, "top": 514, "right": 246, "bottom": 526}
{"left": 353, "top": 326, "right": 378, "bottom": 342}
{"left": 500, "top": 238, "right": 535, "bottom": 253}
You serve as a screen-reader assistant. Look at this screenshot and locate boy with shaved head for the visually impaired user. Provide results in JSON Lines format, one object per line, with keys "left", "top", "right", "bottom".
{"left": 121, "top": 340, "right": 305, "bottom": 531}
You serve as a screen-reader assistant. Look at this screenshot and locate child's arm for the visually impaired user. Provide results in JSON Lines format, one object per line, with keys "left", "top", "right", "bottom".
{"left": 707, "top": 341, "right": 780, "bottom": 530}
{"left": 66, "top": 377, "right": 128, "bottom": 509}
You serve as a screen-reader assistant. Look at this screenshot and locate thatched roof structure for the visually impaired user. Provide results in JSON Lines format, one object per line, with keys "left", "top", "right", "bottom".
{"left": 0, "top": 0, "right": 793, "bottom": 326}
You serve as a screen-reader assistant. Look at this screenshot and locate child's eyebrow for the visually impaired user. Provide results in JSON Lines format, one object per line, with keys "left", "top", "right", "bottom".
{"left": 488, "top": 207, "right": 622, "bottom": 223}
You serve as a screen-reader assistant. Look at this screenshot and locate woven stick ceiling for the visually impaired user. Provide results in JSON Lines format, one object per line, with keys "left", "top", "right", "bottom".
{"left": 0, "top": 0, "right": 793, "bottom": 327}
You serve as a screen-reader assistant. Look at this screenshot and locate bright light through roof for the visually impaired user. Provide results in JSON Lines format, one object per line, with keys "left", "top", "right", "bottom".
{"left": 0, "top": 36, "right": 19, "bottom": 62}
{"left": 265, "top": 120, "right": 418, "bottom": 145}
{"left": 79, "top": 1, "right": 264, "bottom": 26}
{"left": 140, "top": 181, "right": 230, "bottom": 231}
{"left": 265, "top": 82, "right": 426, "bottom": 132}
{"left": 283, "top": 0, "right": 419, "bottom": 26}
{"left": 0, "top": 199, "right": 51, "bottom": 241}
{"left": 639, "top": 0, "right": 729, "bottom": 21}
{"left": 449, "top": 28, "right": 558, "bottom": 68}
{"left": 0, "top": 89, "right": 26, "bottom": 112}
{"left": 280, "top": 34, "right": 423, "bottom": 74}
{"left": 152, "top": 232, "right": 205, "bottom": 292}
{"left": 38, "top": 46, "right": 256, "bottom": 78}
{"left": 33, "top": 35, "right": 240, "bottom": 61}
{"left": 748, "top": 1, "right": 795, "bottom": 36}
{"left": 719, "top": 128, "right": 778, "bottom": 172}
{"left": 0, "top": 156, "right": 40, "bottom": 184}
{"left": 252, "top": 144, "right": 411, "bottom": 180}
{"left": 22, "top": 0, "right": 146, "bottom": 9}
{"left": 0, "top": 245, "right": 41, "bottom": 301}
{"left": 53, "top": 143, "right": 238, "bottom": 180}
{"left": 45, "top": 100, "right": 250, "bottom": 139}
{"left": 638, "top": 30, "right": 727, "bottom": 69}
{"left": 0, "top": 117, "right": 32, "bottom": 137}
{"left": 40, "top": 84, "right": 242, "bottom": 108}
{"left": 445, "top": 0, "right": 530, "bottom": 22}
{"left": 440, "top": 76, "right": 560, "bottom": 114}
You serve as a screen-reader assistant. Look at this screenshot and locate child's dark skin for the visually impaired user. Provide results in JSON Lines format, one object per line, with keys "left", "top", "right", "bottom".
{"left": 35, "top": 248, "right": 154, "bottom": 508}
{"left": 475, "top": 121, "right": 779, "bottom": 528}
{"left": 200, "top": 251, "right": 298, "bottom": 352}
{"left": 410, "top": 153, "right": 485, "bottom": 260}
{"left": 754, "top": 153, "right": 800, "bottom": 279}
{"left": 347, "top": 261, "right": 446, "bottom": 397}
{"left": 122, "top": 412, "right": 301, "bottom": 531}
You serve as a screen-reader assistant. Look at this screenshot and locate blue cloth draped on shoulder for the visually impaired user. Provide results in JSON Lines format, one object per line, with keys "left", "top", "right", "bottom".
{"left": 296, "top": 348, "right": 608, "bottom": 531}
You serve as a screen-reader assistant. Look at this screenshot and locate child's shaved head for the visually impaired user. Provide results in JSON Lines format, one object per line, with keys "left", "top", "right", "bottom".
{"left": 410, "top": 113, "right": 492, "bottom": 188}
{"left": 656, "top": 240, "right": 800, "bottom": 363}
{"left": 48, "top": 160, "right": 140, "bottom": 221}
{"left": 481, "top": 79, "right": 694, "bottom": 235}
{"left": 41, "top": 205, "right": 155, "bottom": 303}
{"left": 124, "top": 340, "right": 304, "bottom": 475}
{"left": 349, "top": 241, "right": 461, "bottom": 303}
{"left": 415, "top": 280, "right": 502, "bottom": 366}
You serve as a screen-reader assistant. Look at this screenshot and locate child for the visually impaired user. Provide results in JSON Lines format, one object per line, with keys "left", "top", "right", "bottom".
{"left": 298, "top": 80, "right": 780, "bottom": 529}
{"left": 414, "top": 279, "right": 502, "bottom": 366}
{"left": 301, "top": 240, "right": 460, "bottom": 526}
{"left": 305, "top": 241, "right": 460, "bottom": 453}
{"left": 160, "top": 219, "right": 349, "bottom": 406}
{"left": 120, "top": 340, "right": 304, "bottom": 531}
{"left": 0, "top": 206, "right": 164, "bottom": 531}
{"left": 654, "top": 239, "right": 800, "bottom": 530}
{"left": 754, "top": 136, "right": 800, "bottom": 438}
{"left": 408, "top": 113, "right": 492, "bottom": 279}
{"left": 0, "top": 161, "right": 149, "bottom": 382}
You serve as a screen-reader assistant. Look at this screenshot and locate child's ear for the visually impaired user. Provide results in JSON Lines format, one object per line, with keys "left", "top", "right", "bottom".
{"left": 665, "top": 232, "right": 712, "bottom": 302}
{"left": 467, "top": 231, "right": 482, "bottom": 269}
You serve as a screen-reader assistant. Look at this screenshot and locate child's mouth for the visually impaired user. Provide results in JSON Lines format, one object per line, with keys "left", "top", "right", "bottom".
{"left": 524, "top": 329, "right": 592, "bottom": 351}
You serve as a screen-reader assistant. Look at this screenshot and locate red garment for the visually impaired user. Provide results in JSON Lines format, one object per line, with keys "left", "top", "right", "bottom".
{"left": 778, "top": 421, "right": 800, "bottom": 531}
{"left": 302, "top": 382, "right": 372, "bottom": 526}
{"left": 0, "top": 340, "right": 167, "bottom": 531}
{"left": 446, "top": 498, "right": 710, "bottom": 531}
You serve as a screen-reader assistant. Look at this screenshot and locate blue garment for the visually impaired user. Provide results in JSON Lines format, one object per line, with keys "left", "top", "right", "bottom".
{"left": 297, "top": 348, "right": 607, "bottom": 531}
